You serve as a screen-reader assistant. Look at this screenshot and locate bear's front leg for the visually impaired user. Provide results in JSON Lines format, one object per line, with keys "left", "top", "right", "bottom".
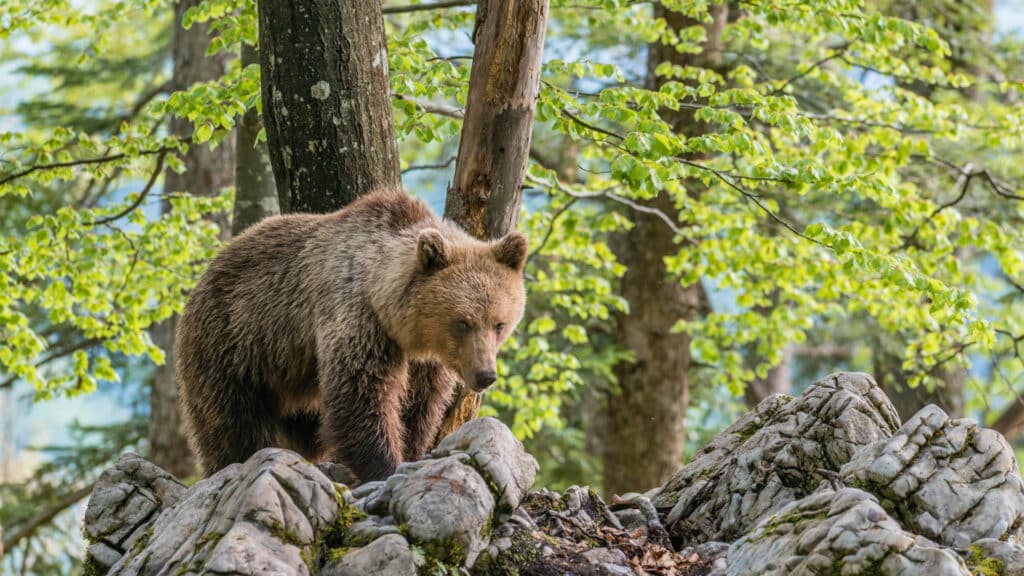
{"left": 403, "top": 360, "right": 459, "bottom": 461}
{"left": 318, "top": 324, "right": 408, "bottom": 482}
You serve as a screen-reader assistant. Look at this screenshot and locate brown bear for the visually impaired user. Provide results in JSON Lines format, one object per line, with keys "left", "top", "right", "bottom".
{"left": 175, "top": 188, "right": 527, "bottom": 481}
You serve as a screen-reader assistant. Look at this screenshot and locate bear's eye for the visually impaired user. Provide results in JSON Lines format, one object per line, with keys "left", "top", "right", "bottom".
{"left": 495, "top": 322, "right": 506, "bottom": 335}
{"left": 455, "top": 320, "right": 472, "bottom": 333}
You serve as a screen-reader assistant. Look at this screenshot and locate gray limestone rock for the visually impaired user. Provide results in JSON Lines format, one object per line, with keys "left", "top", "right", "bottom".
{"left": 432, "top": 416, "right": 539, "bottom": 512}
{"left": 390, "top": 454, "right": 495, "bottom": 567}
{"left": 655, "top": 372, "right": 900, "bottom": 543}
{"left": 841, "top": 404, "right": 1024, "bottom": 547}
{"left": 346, "top": 515, "right": 401, "bottom": 546}
{"left": 83, "top": 452, "right": 187, "bottom": 569}
{"left": 108, "top": 448, "right": 340, "bottom": 576}
{"left": 323, "top": 534, "right": 417, "bottom": 576}
{"left": 725, "top": 488, "right": 970, "bottom": 576}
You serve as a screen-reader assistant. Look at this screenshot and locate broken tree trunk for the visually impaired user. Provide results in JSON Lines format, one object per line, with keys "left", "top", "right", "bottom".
{"left": 435, "top": 0, "right": 550, "bottom": 443}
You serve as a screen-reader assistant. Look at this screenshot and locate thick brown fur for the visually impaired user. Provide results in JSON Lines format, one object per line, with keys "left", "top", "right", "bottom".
{"left": 176, "top": 188, "right": 527, "bottom": 481}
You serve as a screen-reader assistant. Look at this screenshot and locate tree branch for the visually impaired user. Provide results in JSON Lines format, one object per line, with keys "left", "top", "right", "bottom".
{"left": 0, "top": 338, "right": 102, "bottom": 390}
{"left": 0, "top": 143, "right": 182, "bottom": 189}
{"left": 2, "top": 483, "right": 95, "bottom": 552}
{"left": 382, "top": 0, "right": 475, "bottom": 14}
{"left": 772, "top": 43, "right": 850, "bottom": 94}
{"left": 393, "top": 93, "right": 465, "bottom": 118}
{"left": 898, "top": 162, "right": 976, "bottom": 250}
{"left": 84, "top": 148, "right": 168, "bottom": 227}
{"left": 401, "top": 156, "right": 457, "bottom": 174}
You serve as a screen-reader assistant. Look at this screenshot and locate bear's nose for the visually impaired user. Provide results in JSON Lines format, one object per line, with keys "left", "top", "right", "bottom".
{"left": 476, "top": 370, "right": 498, "bottom": 389}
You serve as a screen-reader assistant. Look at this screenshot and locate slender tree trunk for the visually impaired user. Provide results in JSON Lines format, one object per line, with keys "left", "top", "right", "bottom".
{"left": 433, "top": 0, "right": 550, "bottom": 444}
{"left": 603, "top": 3, "right": 728, "bottom": 496}
{"left": 150, "top": 0, "right": 235, "bottom": 478}
{"left": 232, "top": 44, "right": 279, "bottom": 235}
{"left": 256, "top": 0, "right": 400, "bottom": 212}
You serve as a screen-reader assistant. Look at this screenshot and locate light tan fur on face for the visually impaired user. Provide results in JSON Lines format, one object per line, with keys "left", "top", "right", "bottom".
{"left": 371, "top": 227, "right": 527, "bottom": 391}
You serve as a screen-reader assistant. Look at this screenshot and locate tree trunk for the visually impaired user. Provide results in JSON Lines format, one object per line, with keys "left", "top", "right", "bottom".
{"left": 433, "top": 0, "right": 550, "bottom": 444}
{"left": 745, "top": 344, "right": 794, "bottom": 407}
{"left": 603, "top": 2, "right": 728, "bottom": 497}
{"left": 150, "top": 0, "right": 235, "bottom": 479}
{"left": 992, "top": 398, "right": 1024, "bottom": 441}
{"left": 232, "top": 44, "right": 279, "bottom": 235}
{"left": 256, "top": 0, "right": 401, "bottom": 213}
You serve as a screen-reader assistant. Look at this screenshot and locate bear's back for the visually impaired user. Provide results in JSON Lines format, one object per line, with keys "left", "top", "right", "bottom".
{"left": 178, "top": 188, "right": 439, "bottom": 387}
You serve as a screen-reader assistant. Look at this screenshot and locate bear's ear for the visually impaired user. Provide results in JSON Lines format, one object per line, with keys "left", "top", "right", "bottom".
{"left": 417, "top": 228, "right": 449, "bottom": 272}
{"left": 493, "top": 232, "right": 528, "bottom": 272}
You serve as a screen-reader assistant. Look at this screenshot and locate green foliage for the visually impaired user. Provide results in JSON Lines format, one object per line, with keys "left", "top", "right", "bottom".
{"left": 383, "top": 0, "right": 1024, "bottom": 472}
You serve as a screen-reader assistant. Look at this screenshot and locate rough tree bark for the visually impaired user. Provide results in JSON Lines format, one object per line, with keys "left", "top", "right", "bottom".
{"left": 603, "top": 3, "right": 728, "bottom": 496}
{"left": 256, "top": 0, "right": 401, "bottom": 212}
{"left": 150, "top": 0, "right": 235, "bottom": 479}
{"left": 433, "top": 0, "right": 550, "bottom": 444}
{"left": 232, "top": 44, "right": 279, "bottom": 235}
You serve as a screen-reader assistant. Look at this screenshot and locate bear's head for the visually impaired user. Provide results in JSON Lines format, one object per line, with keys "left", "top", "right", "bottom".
{"left": 406, "top": 228, "right": 528, "bottom": 392}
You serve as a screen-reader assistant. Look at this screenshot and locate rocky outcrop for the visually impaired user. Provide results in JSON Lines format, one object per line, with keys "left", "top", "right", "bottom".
{"left": 841, "top": 404, "right": 1024, "bottom": 547}
{"left": 654, "top": 372, "right": 901, "bottom": 543}
{"left": 724, "top": 488, "right": 970, "bottom": 576}
{"left": 83, "top": 373, "right": 1024, "bottom": 576}
{"left": 83, "top": 452, "right": 187, "bottom": 574}
{"left": 84, "top": 417, "right": 539, "bottom": 575}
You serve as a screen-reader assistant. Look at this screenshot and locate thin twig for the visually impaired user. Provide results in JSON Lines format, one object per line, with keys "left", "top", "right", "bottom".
{"left": 772, "top": 44, "right": 850, "bottom": 94}
{"left": 402, "top": 156, "right": 457, "bottom": 174}
{"left": 898, "top": 163, "right": 975, "bottom": 250}
{"left": 529, "top": 197, "right": 580, "bottom": 258}
{"left": 559, "top": 108, "right": 623, "bottom": 141}
{"left": 382, "top": 0, "right": 475, "bottom": 14}
{"left": 85, "top": 149, "right": 168, "bottom": 227}
{"left": 393, "top": 93, "right": 464, "bottom": 118}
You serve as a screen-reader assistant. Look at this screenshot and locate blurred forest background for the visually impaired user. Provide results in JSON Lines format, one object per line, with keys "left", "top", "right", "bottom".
{"left": 2, "top": 0, "right": 1024, "bottom": 573}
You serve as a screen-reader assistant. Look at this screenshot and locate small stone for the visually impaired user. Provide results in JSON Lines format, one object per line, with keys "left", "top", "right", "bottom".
{"left": 582, "top": 546, "right": 629, "bottom": 567}
{"left": 317, "top": 462, "right": 358, "bottom": 486}
{"left": 432, "top": 416, "right": 538, "bottom": 512}
{"left": 347, "top": 516, "right": 401, "bottom": 546}
{"left": 86, "top": 542, "right": 123, "bottom": 570}
{"left": 390, "top": 455, "right": 495, "bottom": 567}
{"left": 599, "top": 564, "right": 635, "bottom": 576}
{"left": 323, "top": 534, "right": 416, "bottom": 576}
